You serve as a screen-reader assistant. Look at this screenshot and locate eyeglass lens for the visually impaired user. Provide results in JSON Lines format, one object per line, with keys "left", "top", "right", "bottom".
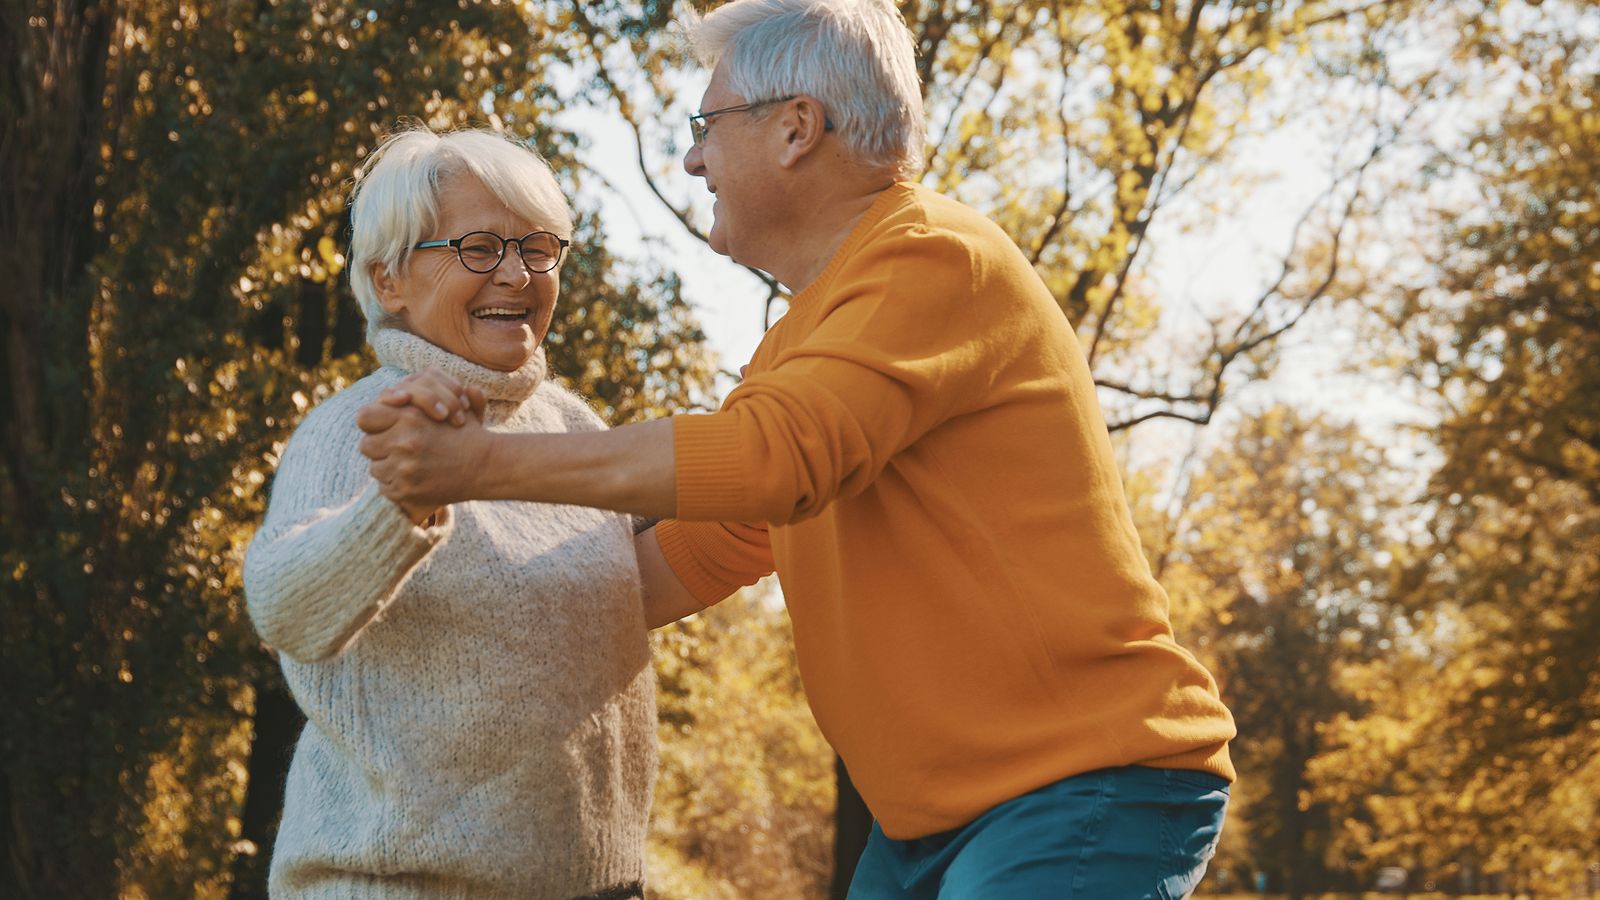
{"left": 457, "top": 231, "right": 563, "bottom": 274}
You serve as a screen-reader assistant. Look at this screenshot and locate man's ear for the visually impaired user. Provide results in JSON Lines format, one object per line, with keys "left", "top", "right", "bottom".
{"left": 776, "top": 95, "right": 831, "bottom": 169}
{"left": 370, "top": 261, "right": 407, "bottom": 315}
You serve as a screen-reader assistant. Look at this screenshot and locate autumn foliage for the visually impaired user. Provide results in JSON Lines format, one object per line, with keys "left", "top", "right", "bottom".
{"left": 2, "top": 1, "right": 1595, "bottom": 897}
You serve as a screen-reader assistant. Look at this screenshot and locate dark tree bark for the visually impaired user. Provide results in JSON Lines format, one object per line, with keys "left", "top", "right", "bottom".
{"left": 227, "top": 673, "right": 304, "bottom": 899}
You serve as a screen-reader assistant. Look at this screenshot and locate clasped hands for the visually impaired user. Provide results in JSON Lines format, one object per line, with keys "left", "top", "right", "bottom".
{"left": 357, "top": 368, "right": 489, "bottom": 525}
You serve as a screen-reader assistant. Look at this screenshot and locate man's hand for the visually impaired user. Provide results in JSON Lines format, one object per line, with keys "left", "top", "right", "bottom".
{"left": 377, "top": 368, "right": 486, "bottom": 426}
{"left": 357, "top": 384, "right": 495, "bottom": 514}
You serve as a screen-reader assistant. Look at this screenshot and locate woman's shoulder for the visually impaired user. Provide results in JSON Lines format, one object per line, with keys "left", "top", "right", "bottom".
{"left": 285, "top": 367, "right": 405, "bottom": 450}
{"left": 529, "top": 379, "right": 610, "bottom": 434}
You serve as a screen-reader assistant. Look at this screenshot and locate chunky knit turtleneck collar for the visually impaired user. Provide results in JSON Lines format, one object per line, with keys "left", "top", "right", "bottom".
{"left": 370, "top": 328, "right": 548, "bottom": 404}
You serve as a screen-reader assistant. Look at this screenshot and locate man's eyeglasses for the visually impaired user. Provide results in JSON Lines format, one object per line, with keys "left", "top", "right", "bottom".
{"left": 688, "top": 96, "right": 799, "bottom": 147}
{"left": 413, "top": 231, "right": 569, "bottom": 274}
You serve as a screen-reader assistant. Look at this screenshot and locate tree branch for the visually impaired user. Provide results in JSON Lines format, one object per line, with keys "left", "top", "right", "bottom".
{"left": 567, "top": 0, "right": 781, "bottom": 303}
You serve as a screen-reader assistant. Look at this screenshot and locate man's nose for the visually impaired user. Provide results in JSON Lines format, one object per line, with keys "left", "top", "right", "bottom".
{"left": 683, "top": 142, "right": 705, "bottom": 178}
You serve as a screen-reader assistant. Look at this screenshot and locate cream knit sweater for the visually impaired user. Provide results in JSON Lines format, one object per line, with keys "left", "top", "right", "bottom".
{"left": 244, "top": 329, "right": 656, "bottom": 900}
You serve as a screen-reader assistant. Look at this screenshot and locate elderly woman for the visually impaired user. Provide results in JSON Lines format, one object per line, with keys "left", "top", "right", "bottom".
{"left": 243, "top": 126, "right": 654, "bottom": 900}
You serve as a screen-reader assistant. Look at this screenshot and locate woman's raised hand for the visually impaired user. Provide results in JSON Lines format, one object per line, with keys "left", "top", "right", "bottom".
{"left": 358, "top": 367, "right": 491, "bottom": 523}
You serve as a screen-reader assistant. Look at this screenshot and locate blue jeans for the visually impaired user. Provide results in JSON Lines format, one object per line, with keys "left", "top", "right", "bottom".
{"left": 847, "top": 766, "right": 1229, "bottom": 900}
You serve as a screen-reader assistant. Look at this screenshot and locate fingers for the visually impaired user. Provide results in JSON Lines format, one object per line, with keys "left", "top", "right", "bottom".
{"left": 465, "top": 386, "right": 487, "bottom": 420}
{"left": 379, "top": 368, "right": 472, "bottom": 425}
{"left": 357, "top": 404, "right": 434, "bottom": 459}
{"left": 358, "top": 390, "right": 488, "bottom": 511}
{"left": 356, "top": 401, "right": 404, "bottom": 435}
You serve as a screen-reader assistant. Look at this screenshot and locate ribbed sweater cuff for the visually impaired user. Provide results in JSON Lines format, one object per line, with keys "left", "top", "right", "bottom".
{"left": 672, "top": 412, "right": 746, "bottom": 521}
{"left": 654, "top": 520, "right": 741, "bottom": 606}
{"left": 350, "top": 484, "right": 454, "bottom": 565}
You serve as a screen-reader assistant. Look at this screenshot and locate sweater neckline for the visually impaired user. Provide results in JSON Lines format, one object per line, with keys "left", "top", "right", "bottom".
{"left": 370, "top": 328, "right": 548, "bottom": 403}
{"left": 787, "top": 182, "right": 918, "bottom": 312}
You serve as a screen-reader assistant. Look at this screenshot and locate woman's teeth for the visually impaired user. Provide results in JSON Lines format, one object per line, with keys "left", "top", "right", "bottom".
{"left": 471, "top": 308, "right": 528, "bottom": 320}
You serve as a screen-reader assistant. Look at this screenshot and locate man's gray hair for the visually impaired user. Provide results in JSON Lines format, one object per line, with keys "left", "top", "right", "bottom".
{"left": 348, "top": 125, "right": 572, "bottom": 337}
{"left": 688, "top": 0, "right": 925, "bottom": 181}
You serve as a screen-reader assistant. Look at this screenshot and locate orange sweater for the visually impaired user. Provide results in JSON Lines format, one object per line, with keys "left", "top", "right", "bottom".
{"left": 656, "top": 183, "right": 1235, "bottom": 840}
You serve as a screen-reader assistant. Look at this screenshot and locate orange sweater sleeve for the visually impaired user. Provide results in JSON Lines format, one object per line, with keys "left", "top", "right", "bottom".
{"left": 674, "top": 224, "right": 1003, "bottom": 525}
{"left": 653, "top": 518, "right": 774, "bottom": 606}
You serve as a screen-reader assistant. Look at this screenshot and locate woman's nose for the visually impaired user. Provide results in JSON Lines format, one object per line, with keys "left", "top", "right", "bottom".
{"left": 491, "top": 246, "right": 533, "bottom": 287}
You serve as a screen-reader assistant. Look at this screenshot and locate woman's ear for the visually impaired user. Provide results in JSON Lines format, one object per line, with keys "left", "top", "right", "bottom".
{"left": 370, "top": 261, "right": 407, "bottom": 315}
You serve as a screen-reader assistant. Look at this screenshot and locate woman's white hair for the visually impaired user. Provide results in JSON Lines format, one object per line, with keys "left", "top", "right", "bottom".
{"left": 348, "top": 125, "right": 573, "bottom": 336}
{"left": 687, "top": 0, "right": 925, "bottom": 181}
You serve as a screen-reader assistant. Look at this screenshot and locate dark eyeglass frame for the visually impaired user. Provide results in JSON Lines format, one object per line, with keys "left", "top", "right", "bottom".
{"left": 688, "top": 95, "right": 833, "bottom": 146}
{"left": 413, "top": 230, "right": 570, "bottom": 274}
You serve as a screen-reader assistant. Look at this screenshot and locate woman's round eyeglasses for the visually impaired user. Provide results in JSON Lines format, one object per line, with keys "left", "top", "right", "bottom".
{"left": 413, "top": 231, "right": 569, "bottom": 274}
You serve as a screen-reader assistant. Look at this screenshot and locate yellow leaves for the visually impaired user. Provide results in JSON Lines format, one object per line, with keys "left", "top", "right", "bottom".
{"left": 315, "top": 235, "right": 344, "bottom": 276}
{"left": 650, "top": 585, "right": 831, "bottom": 896}
{"left": 1115, "top": 168, "right": 1145, "bottom": 198}
{"left": 1140, "top": 89, "right": 1163, "bottom": 116}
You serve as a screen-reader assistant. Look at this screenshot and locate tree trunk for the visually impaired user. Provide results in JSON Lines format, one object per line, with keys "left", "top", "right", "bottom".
{"left": 228, "top": 673, "right": 303, "bottom": 899}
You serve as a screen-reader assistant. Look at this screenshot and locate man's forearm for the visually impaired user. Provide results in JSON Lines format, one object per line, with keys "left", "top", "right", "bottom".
{"left": 476, "top": 417, "right": 678, "bottom": 519}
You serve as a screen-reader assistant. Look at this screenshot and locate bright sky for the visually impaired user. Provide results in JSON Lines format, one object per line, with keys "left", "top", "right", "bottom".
{"left": 550, "top": 18, "right": 1471, "bottom": 487}
{"left": 557, "top": 102, "right": 774, "bottom": 375}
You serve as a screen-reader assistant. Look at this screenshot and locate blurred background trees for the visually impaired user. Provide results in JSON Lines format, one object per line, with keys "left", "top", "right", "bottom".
{"left": 1155, "top": 410, "right": 1402, "bottom": 898}
{"left": 2, "top": 0, "right": 1596, "bottom": 896}
{"left": 1307, "top": 9, "right": 1600, "bottom": 894}
{"left": 2, "top": 1, "right": 711, "bottom": 895}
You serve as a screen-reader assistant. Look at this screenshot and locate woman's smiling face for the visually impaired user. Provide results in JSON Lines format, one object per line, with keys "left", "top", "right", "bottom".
{"left": 372, "top": 171, "right": 561, "bottom": 372}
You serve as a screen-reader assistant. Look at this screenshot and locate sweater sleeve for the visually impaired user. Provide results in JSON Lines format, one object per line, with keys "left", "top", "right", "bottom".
{"left": 654, "top": 518, "right": 774, "bottom": 606}
{"left": 243, "top": 391, "right": 453, "bottom": 663}
{"left": 674, "top": 224, "right": 997, "bottom": 525}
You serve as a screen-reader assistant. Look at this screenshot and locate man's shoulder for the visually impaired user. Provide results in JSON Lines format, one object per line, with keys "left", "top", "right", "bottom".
{"left": 862, "top": 183, "right": 1019, "bottom": 258}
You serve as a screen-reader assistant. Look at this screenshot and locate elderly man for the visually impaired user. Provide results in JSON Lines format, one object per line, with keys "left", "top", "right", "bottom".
{"left": 357, "top": 0, "right": 1236, "bottom": 895}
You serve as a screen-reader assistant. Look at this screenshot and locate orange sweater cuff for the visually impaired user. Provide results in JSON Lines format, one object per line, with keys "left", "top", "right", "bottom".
{"left": 654, "top": 519, "right": 742, "bottom": 606}
{"left": 673, "top": 412, "right": 747, "bottom": 521}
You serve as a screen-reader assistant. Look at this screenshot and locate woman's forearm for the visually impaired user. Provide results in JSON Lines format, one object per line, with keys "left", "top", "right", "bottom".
{"left": 634, "top": 526, "right": 709, "bottom": 629}
{"left": 244, "top": 484, "right": 450, "bottom": 662}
